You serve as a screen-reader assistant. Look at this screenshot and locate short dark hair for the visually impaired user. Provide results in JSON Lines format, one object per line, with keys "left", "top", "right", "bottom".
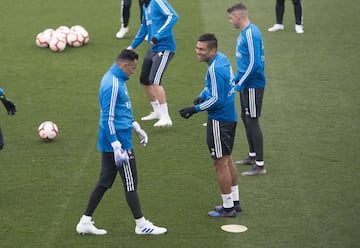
{"left": 117, "top": 49, "right": 139, "bottom": 62}
{"left": 227, "top": 3, "right": 247, "bottom": 13}
{"left": 198, "top": 33, "right": 217, "bottom": 50}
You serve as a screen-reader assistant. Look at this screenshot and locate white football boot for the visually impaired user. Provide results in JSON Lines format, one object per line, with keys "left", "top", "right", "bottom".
{"left": 76, "top": 220, "right": 107, "bottom": 235}
{"left": 153, "top": 117, "right": 172, "bottom": 127}
{"left": 135, "top": 220, "right": 167, "bottom": 235}
{"left": 141, "top": 111, "right": 161, "bottom": 121}
{"left": 268, "top": 24, "right": 284, "bottom": 32}
{"left": 295, "top": 24, "right": 304, "bottom": 34}
{"left": 116, "top": 25, "right": 129, "bottom": 39}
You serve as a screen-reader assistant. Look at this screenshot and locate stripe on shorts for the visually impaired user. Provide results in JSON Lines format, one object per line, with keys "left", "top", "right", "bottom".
{"left": 212, "top": 119, "right": 223, "bottom": 158}
{"left": 154, "top": 51, "right": 170, "bottom": 85}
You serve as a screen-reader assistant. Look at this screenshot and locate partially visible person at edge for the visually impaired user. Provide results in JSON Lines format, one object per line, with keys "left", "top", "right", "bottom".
{"left": 0, "top": 88, "right": 17, "bottom": 150}
{"left": 75, "top": 49, "right": 167, "bottom": 236}
{"left": 127, "top": 0, "right": 178, "bottom": 128}
{"left": 227, "top": 3, "right": 267, "bottom": 176}
{"left": 268, "top": 0, "right": 304, "bottom": 34}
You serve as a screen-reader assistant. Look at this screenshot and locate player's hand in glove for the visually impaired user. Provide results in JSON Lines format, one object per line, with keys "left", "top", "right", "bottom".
{"left": 179, "top": 106, "right": 197, "bottom": 119}
{"left": 0, "top": 90, "right": 16, "bottom": 116}
{"left": 132, "top": 121, "right": 148, "bottom": 147}
{"left": 193, "top": 97, "right": 205, "bottom": 105}
{"left": 111, "top": 141, "right": 129, "bottom": 166}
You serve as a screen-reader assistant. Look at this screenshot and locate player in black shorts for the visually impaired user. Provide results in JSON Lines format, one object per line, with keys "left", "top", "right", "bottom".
{"left": 180, "top": 33, "right": 241, "bottom": 217}
{"left": 227, "top": 3, "right": 267, "bottom": 176}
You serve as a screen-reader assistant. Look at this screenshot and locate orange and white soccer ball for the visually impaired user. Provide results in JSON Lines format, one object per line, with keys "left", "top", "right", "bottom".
{"left": 38, "top": 121, "right": 59, "bottom": 141}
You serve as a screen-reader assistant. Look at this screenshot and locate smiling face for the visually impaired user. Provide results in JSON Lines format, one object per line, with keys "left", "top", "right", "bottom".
{"left": 195, "top": 41, "right": 216, "bottom": 63}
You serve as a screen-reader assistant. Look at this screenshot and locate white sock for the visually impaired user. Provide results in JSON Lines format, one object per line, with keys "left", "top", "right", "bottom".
{"left": 231, "top": 185, "right": 239, "bottom": 202}
{"left": 150, "top": 100, "right": 160, "bottom": 113}
{"left": 135, "top": 216, "right": 147, "bottom": 227}
{"left": 159, "top": 103, "right": 170, "bottom": 119}
{"left": 221, "top": 193, "right": 234, "bottom": 209}
{"left": 249, "top": 152, "right": 256, "bottom": 157}
{"left": 80, "top": 215, "right": 92, "bottom": 223}
{"left": 256, "top": 161, "right": 264, "bottom": 166}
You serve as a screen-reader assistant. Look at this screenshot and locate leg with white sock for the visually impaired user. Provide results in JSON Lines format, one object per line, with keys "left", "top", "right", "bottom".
{"left": 208, "top": 156, "right": 237, "bottom": 217}
{"left": 119, "top": 151, "right": 167, "bottom": 235}
{"left": 229, "top": 156, "right": 242, "bottom": 212}
{"left": 141, "top": 98, "right": 161, "bottom": 121}
{"left": 241, "top": 117, "right": 266, "bottom": 176}
{"left": 76, "top": 152, "right": 120, "bottom": 235}
{"left": 153, "top": 85, "right": 172, "bottom": 127}
{"left": 141, "top": 50, "right": 174, "bottom": 127}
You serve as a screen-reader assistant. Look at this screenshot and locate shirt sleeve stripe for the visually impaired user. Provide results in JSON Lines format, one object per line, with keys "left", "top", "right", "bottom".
{"left": 108, "top": 76, "right": 118, "bottom": 135}
{"left": 238, "top": 28, "right": 255, "bottom": 86}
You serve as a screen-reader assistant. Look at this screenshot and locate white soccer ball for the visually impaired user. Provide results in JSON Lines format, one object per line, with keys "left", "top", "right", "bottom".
{"left": 56, "top": 25, "right": 70, "bottom": 37}
{"left": 49, "top": 34, "right": 67, "bottom": 52}
{"left": 43, "top": 28, "right": 55, "bottom": 37}
{"left": 70, "top": 25, "right": 89, "bottom": 44}
{"left": 38, "top": 121, "right": 59, "bottom": 141}
{"left": 66, "top": 31, "right": 84, "bottom": 47}
{"left": 35, "top": 32, "right": 50, "bottom": 48}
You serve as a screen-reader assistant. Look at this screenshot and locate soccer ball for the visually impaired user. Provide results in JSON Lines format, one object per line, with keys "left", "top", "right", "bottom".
{"left": 49, "top": 33, "right": 67, "bottom": 52}
{"left": 35, "top": 28, "right": 55, "bottom": 48}
{"left": 35, "top": 32, "right": 49, "bottom": 48}
{"left": 70, "top": 25, "right": 89, "bottom": 44}
{"left": 56, "top": 25, "right": 70, "bottom": 37}
{"left": 67, "top": 31, "right": 84, "bottom": 47}
{"left": 38, "top": 121, "right": 59, "bottom": 141}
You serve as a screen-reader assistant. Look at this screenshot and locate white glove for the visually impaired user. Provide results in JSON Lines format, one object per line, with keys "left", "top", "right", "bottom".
{"left": 127, "top": 46, "right": 133, "bottom": 50}
{"left": 111, "top": 141, "right": 129, "bottom": 166}
{"left": 132, "top": 121, "right": 148, "bottom": 147}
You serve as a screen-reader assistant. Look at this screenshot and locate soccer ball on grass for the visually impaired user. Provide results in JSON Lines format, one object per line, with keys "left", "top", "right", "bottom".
{"left": 49, "top": 33, "right": 67, "bottom": 52}
{"left": 38, "top": 121, "right": 59, "bottom": 141}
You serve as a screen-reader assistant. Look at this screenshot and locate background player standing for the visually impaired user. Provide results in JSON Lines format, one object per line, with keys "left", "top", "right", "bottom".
{"left": 116, "top": 0, "right": 143, "bottom": 39}
{"left": 268, "top": 0, "right": 304, "bottom": 34}
{"left": 76, "top": 49, "right": 167, "bottom": 235}
{"left": 128, "top": 0, "right": 178, "bottom": 127}
{"left": 227, "top": 3, "right": 267, "bottom": 176}
{"left": 179, "top": 33, "right": 241, "bottom": 217}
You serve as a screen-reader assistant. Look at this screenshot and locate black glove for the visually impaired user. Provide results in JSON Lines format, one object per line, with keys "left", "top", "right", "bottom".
{"left": 151, "top": 37, "right": 158, "bottom": 45}
{"left": 141, "top": 0, "right": 151, "bottom": 7}
{"left": 193, "top": 97, "right": 205, "bottom": 105}
{"left": 179, "top": 106, "right": 197, "bottom": 119}
{"left": 0, "top": 96, "right": 16, "bottom": 115}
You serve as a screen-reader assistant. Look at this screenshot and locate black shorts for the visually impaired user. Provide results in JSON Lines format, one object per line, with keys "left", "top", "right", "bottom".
{"left": 140, "top": 50, "right": 175, "bottom": 86}
{"left": 97, "top": 150, "right": 138, "bottom": 192}
{"left": 206, "top": 119, "right": 237, "bottom": 159}
{"left": 240, "top": 88, "right": 264, "bottom": 118}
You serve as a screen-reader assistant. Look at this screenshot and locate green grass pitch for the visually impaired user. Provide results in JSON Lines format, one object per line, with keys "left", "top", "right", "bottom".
{"left": 0, "top": 0, "right": 359, "bottom": 247}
